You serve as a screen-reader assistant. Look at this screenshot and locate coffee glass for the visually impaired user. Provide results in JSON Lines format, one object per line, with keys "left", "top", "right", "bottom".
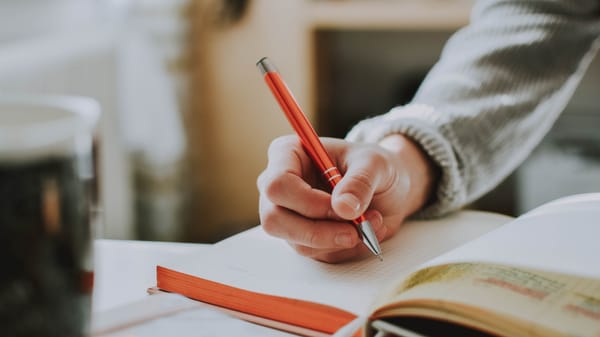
{"left": 0, "top": 94, "right": 100, "bottom": 337}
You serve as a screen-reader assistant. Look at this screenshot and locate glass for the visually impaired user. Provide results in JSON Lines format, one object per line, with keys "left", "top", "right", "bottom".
{"left": 0, "top": 94, "right": 100, "bottom": 337}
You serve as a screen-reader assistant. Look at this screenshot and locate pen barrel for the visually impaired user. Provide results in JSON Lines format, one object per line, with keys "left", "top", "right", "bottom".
{"left": 263, "top": 71, "right": 336, "bottom": 174}
{"left": 264, "top": 71, "right": 366, "bottom": 225}
{"left": 259, "top": 60, "right": 371, "bottom": 232}
{"left": 323, "top": 166, "right": 342, "bottom": 187}
{"left": 259, "top": 58, "right": 382, "bottom": 257}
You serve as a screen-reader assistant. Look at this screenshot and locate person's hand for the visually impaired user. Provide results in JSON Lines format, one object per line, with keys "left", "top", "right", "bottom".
{"left": 257, "top": 134, "right": 438, "bottom": 263}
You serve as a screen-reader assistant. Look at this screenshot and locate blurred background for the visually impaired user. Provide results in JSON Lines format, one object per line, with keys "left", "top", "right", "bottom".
{"left": 2, "top": 0, "right": 598, "bottom": 243}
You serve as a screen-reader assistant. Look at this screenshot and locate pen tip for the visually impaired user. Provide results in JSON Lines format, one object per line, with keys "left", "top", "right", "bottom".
{"left": 357, "top": 220, "right": 383, "bottom": 258}
{"left": 377, "top": 254, "right": 383, "bottom": 262}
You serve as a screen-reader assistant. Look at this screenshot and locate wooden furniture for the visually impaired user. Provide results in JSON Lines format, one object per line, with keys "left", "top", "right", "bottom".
{"left": 186, "top": 0, "right": 473, "bottom": 242}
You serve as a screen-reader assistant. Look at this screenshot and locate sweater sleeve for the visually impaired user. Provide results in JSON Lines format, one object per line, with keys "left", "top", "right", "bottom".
{"left": 346, "top": 0, "right": 600, "bottom": 217}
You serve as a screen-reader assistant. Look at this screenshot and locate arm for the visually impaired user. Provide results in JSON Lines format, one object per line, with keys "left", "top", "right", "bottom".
{"left": 347, "top": 0, "right": 600, "bottom": 216}
{"left": 257, "top": 0, "right": 600, "bottom": 263}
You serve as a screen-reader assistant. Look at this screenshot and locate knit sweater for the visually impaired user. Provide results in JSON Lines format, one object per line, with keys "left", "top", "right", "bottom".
{"left": 346, "top": 0, "right": 600, "bottom": 217}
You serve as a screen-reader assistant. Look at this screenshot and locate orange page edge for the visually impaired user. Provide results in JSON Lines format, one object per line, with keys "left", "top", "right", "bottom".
{"left": 156, "top": 265, "right": 362, "bottom": 337}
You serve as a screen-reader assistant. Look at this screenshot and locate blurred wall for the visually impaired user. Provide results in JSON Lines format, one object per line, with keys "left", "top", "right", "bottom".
{"left": 0, "top": 0, "right": 191, "bottom": 240}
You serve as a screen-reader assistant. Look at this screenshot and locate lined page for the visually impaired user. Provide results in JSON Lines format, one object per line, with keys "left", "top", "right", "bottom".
{"left": 161, "top": 211, "right": 510, "bottom": 315}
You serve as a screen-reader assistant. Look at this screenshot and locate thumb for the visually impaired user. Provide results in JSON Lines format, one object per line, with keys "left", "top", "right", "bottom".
{"left": 330, "top": 162, "right": 383, "bottom": 220}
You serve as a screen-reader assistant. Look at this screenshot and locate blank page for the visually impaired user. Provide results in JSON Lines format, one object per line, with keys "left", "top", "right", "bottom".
{"left": 423, "top": 193, "right": 600, "bottom": 279}
{"left": 160, "top": 210, "right": 510, "bottom": 315}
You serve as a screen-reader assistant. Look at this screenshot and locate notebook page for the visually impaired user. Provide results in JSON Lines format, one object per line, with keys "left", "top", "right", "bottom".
{"left": 421, "top": 193, "right": 600, "bottom": 279}
{"left": 161, "top": 211, "right": 510, "bottom": 315}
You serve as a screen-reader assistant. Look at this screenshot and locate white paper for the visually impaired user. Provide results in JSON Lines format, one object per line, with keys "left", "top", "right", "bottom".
{"left": 422, "top": 193, "right": 600, "bottom": 279}
{"left": 161, "top": 210, "right": 510, "bottom": 315}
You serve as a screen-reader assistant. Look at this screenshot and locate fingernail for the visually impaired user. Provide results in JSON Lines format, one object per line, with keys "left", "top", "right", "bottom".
{"left": 335, "top": 233, "right": 354, "bottom": 247}
{"left": 338, "top": 193, "right": 361, "bottom": 213}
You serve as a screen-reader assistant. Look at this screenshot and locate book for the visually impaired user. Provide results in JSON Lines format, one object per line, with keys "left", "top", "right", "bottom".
{"left": 155, "top": 193, "right": 600, "bottom": 337}
{"left": 156, "top": 210, "right": 509, "bottom": 336}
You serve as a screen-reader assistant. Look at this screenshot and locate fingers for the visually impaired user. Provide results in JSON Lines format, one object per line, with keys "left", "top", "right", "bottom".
{"left": 259, "top": 194, "right": 361, "bottom": 249}
{"left": 258, "top": 170, "right": 334, "bottom": 219}
{"left": 331, "top": 150, "right": 390, "bottom": 220}
{"left": 260, "top": 192, "right": 389, "bottom": 263}
{"left": 257, "top": 136, "right": 335, "bottom": 219}
{"left": 287, "top": 211, "right": 390, "bottom": 264}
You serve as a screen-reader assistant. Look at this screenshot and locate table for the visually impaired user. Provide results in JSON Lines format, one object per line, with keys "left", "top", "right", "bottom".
{"left": 92, "top": 239, "right": 207, "bottom": 313}
{"left": 91, "top": 239, "right": 295, "bottom": 337}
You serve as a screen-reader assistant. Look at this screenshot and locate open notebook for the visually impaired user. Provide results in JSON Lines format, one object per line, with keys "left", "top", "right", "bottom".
{"left": 156, "top": 194, "right": 600, "bottom": 337}
{"left": 156, "top": 210, "right": 509, "bottom": 336}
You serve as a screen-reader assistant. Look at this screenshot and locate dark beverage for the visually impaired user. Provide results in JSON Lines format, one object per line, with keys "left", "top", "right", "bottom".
{"left": 0, "top": 95, "right": 99, "bottom": 337}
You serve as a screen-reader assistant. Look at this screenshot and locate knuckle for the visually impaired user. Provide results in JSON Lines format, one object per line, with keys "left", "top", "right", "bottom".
{"left": 263, "top": 174, "right": 287, "bottom": 201}
{"left": 348, "top": 170, "right": 375, "bottom": 193}
{"left": 260, "top": 209, "right": 281, "bottom": 236}
{"left": 269, "top": 135, "right": 297, "bottom": 153}
{"left": 302, "top": 227, "right": 322, "bottom": 248}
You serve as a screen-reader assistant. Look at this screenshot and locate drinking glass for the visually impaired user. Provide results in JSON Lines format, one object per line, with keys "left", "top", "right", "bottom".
{"left": 0, "top": 94, "right": 100, "bottom": 337}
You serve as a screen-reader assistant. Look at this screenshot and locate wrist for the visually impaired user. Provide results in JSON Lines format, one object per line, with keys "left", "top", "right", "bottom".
{"left": 378, "top": 134, "right": 439, "bottom": 215}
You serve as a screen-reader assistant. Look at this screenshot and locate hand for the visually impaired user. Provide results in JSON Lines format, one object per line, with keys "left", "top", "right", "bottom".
{"left": 257, "top": 134, "right": 438, "bottom": 263}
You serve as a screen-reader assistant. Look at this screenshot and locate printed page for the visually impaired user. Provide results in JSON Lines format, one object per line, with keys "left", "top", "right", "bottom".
{"left": 160, "top": 210, "right": 510, "bottom": 315}
{"left": 376, "top": 263, "right": 600, "bottom": 337}
{"left": 420, "top": 193, "right": 600, "bottom": 279}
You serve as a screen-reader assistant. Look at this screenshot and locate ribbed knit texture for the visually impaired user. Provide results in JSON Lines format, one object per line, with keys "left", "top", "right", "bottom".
{"left": 346, "top": 0, "right": 600, "bottom": 217}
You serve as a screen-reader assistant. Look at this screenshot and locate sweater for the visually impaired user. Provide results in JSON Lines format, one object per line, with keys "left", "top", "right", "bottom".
{"left": 346, "top": 0, "right": 600, "bottom": 217}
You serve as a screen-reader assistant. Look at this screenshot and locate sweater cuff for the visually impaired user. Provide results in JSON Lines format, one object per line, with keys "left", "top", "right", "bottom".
{"left": 345, "top": 104, "right": 465, "bottom": 218}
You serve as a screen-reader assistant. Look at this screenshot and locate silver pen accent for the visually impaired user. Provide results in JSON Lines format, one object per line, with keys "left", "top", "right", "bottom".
{"left": 357, "top": 220, "right": 383, "bottom": 261}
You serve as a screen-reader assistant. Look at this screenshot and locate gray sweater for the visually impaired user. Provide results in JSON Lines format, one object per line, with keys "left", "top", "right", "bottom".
{"left": 346, "top": 0, "right": 600, "bottom": 217}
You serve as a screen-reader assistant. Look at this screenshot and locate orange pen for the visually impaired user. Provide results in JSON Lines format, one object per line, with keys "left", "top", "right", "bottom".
{"left": 257, "top": 57, "right": 382, "bottom": 260}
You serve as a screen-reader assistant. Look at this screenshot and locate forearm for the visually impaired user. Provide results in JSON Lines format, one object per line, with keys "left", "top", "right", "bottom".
{"left": 348, "top": 0, "right": 600, "bottom": 216}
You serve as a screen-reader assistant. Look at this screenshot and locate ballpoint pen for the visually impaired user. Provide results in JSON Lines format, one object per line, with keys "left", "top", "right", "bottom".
{"left": 256, "top": 56, "right": 383, "bottom": 260}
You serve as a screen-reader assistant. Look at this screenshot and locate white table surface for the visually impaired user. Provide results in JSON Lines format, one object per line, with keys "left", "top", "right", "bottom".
{"left": 92, "top": 239, "right": 209, "bottom": 313}
{"left": 91, "top": 239, "right": 295, "bottom": 337}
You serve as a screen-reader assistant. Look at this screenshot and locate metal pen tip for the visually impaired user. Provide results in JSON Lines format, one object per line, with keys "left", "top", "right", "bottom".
{"left": 357, "top": 219, "right": 382, "bottom": 260}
